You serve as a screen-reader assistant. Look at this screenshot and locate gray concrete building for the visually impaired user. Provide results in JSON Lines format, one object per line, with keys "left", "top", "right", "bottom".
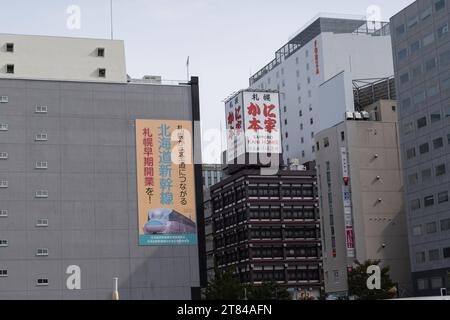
{"left": 0, "top": 34, "right": 204, "bottom": 299}
{"left": 391, "top": 0, "right": 450, "bottom": 295}
{"left": 316, "top": 99, "right": 412, "bottom": 298}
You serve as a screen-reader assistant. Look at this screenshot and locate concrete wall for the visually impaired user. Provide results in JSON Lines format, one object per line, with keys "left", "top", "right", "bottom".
{"left": 0, "top": 78, "right": 200, "bottom": 299}
{"left": 0, "top": 34, "right": 127, "bottom": 83}
{"left": 316, "top": 101, "right": 411, "bottom": 295}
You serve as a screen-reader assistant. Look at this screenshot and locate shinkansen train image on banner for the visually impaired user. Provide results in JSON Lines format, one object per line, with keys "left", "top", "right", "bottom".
{"left": 143, "top": 208, "right": 196, "bottom": 235}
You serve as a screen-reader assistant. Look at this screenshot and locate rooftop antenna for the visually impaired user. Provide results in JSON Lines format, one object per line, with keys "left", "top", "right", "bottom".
{"left": 186, "top": 56, "right": 190, "bottom": 81}
{"left": 110, "top": 0, "right": 114, "bottom": 40}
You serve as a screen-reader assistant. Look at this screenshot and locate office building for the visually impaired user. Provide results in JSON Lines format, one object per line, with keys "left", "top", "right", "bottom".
{"left": 202, "top": 164, "right": 224, "bottom": 190}
{"left": 209, "top": 164, "right": 324, "bottom": 299}
{"left": 0, "top": 34, "right": 204, "bottom": 299}
{"left": 249, "top": 13, "right": 394, "bottom": 164}
{"left": 390, "top": 0, "right": 450, "bottom": 295}
{"left": 315, "top": 88, "right": 412, "bottom": 297}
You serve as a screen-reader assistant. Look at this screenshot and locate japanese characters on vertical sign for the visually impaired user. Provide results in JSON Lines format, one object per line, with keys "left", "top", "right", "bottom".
{"left": 225, "top": 92, "right": 245, "bottom": 162}
{"left": 136, "top": 119, "right": 197, "bottom": 246}
{"left": 314, "top": 40, "right": 320, "bottom": 75}
{"left": 341, "top": 147, "right": 355, "bottom": 258}
{"left": 242, "top": 91, "right": 281, "bottom": 154}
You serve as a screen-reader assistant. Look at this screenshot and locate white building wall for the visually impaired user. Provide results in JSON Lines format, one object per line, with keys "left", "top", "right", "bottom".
{"left": 0, "top": 34, "right": 127, "bottom": 83}
{"left": 251, "top": 31, "right": 394, "bottom": 164}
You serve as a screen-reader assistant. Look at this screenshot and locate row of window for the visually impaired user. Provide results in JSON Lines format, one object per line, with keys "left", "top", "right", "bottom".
{"left": 0, "top": 272, "right": 49, "bottom": 286}
{"left": 400, "top": 72, "right": 450, "bottom": 116}
{"left": 0, "top": 185, "right": 49, "bottom": 198}
{"left": 415, "top": 246, "right": 450, "bottom": 264}
{"left": 0, "top": 155, "right": 49, "bottom": 169}
{"left": 410, "top": 190, "right": 449, "bottom": 211}
{"left": 407, "top": 164, "right": 449, "bottom": 187}
{"left": 412, "top": 218, "right": 450, "bottom": 236}
{"left": 396, "top": 0, "right": 445, "bottom": 36}
{"left": 405, "top": 134, "right": 450, "bottom": 160}
{"left": 403, "top": 109, "right": 449, "bottom": 135}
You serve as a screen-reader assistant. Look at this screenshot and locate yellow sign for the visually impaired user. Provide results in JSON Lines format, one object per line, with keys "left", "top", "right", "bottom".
{"left": 135, "top": 119, "right": 197, "bottom": 246}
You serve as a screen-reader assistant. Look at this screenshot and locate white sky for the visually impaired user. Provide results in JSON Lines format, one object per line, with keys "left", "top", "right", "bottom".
{"left": 0, "top": 0, "right": 415, "bottom": 163}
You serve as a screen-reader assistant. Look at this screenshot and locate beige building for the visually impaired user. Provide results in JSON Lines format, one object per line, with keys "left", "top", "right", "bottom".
{"left": 315, "top": 99, "right": 412, "bottom": 297}
{"left": 0, "top": 34, "right": 127, "bottom": 83}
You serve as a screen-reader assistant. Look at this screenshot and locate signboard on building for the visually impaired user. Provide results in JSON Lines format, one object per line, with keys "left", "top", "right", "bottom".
{"left": 136, "top": 119, "right": 197, "bottom": 246}
{"left": 341, "top": 147, "right": 355, "bottom": 258}
{"left": 225, "top": 90, "right": 281, "bottom": 162}
{"left": 225, "top": 92, "right": 246, "bottom": 162}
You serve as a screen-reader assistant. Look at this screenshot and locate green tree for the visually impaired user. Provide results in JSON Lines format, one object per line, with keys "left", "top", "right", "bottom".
{"left": 246, "top": 281, "right": 291, "bottom": 300}
{"left": 205, "top": 268, "right": 244, "bottom": 300}
{"left": 348, "top": 260, "right": 397, "bottom": 300}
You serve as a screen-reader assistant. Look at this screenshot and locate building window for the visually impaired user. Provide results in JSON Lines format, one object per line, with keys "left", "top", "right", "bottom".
{"left": 417, "top": 117, "right": 427, "bottom": 129}
{"left": 299, "top": 110, "right": 303, "bottom": 117}
{"left": 433, "top": 138, "right": 444, "bottom": 150}
{"left": 422, "top": 168, "right": 432, "bottom": 182}
{"left": 340, "top": 131, "right": 345, "bottom": 141}
{"left": 0, "top": 180, "right": 8, "bottom": 188}
{"left": 6, "top": 43, "right": 14, "bottom": 52}
{"left": 412, "top": 225, "right": 423, "bottom": 236}
{"left": 424, "top": 195, "right": 435, "bottom": 207}
{"left": 400, "top": 72, "right": 409, "bottom": 84}
{"left": 0, "top": 123, "right": 8, "bottom": 131}
{"left": 438, "top": 191, "right": 449, "bottom": 204}
{"left": 411, "top": 199, "right": 421, "bottom": 211}
{"left": 35, "top": 106, "right": 48, "bottom": 114}
{"left": 398, "top": 48, "right": 408, "bottom": 60}
{"left": 301, "top": 137, "right": 304, "bottom": 144}
{"left": 97, "top": 47, "right": 105, "bottom": 57}
{"left": 300, "top": 123, "right": 303, "bottom": 130}
{"left": 426, "top": 222, "right": 437, "bottom": 234}
{"left": 419, "top": 143, "right": 429, "bottom": 155}
{"left": 436, "top": 164, "right": 446, "bottom": 176}
{"left": 36, "top": 219, "right": 49, "bottom": 227}
{"left": 396, "top": 24, "right": 405, "bottom": 35}
{"left": 417, "top": 278, "right": 428, "bottom": 290}
{"left": 0, "top": 152, "right": 8, "bottom": 160}
{"left": 444, "top": 247, "right": 450, "bottom": 259}
{"left": 98, "top": 68, "right": 106, "bottom": 78}
{"left": 441, "top": 218, "right": 450, "bottom": 231}
{"left": 0, "top": 240, "right": 8, "bottom": 247}
{"left": 0, "top": 210, "right": 8, "bottom": 217}
{"left": 6, "top": 64, "right": 14, "bottom": 74}
{"left": 310, "top": 118, "right": 314, "bottom": 125}
{"left": 412, "top": 65, "right": 422, "bottom": 79}
{"left": 410, "top": 40, "right": 421, "bottom": 53}
{"left": 36, "top": 278, "right": 49, "bottom": 286}
{"left": 407, "top": 15, "right": 419, "bottom": 29}
{"left": 425, "top": 58, "right": 437, "bottom": 72}
{"left": 429, "top": 249, "right": 440, "bottom": 261}
{"left": 0, "top": 269, "right": 7, "bottom": 277}
{"left": 415, "top": 251, "right": 426, "bottom": 264}
{"left": 35, "top": 162, "right": 48, "bottom": 170}
{"left": 36, "top": 248, "right": 49, "bottom": 256}
{"left": 430, "top": 112, "right": 441, "bottom": 123}
{"left": 324, "top": 138, "right": 330, "bottom": 148}
{"left": 406, "top": 148, "right": 416, "bottom": 159}
{"left": 435, "top": 0, "right": 445, "bottom": 11}
{"left": 35, "top": 133, "right": 48, "bottom": 141}
{"left": 408, "top": 173, "right": 418, "bottom": 186}
{"left": 35, "top": 190, "right": 49, "bottom": 199}
{"left": 285, "top": 132, "right": 288, "bottom": 139}
{"left": 421, "top": 6, "right": 433, "bottom": 20}
{"left": 422, "top": 33, "right": 435, "bottom": 47}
